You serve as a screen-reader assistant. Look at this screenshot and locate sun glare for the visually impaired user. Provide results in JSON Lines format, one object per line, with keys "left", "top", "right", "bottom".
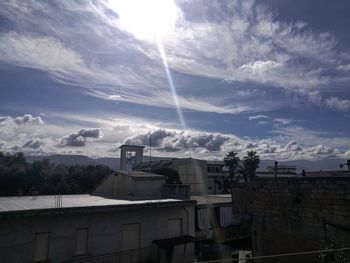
{"left": 109, "top": 0, "right": 180, "bottom": 41}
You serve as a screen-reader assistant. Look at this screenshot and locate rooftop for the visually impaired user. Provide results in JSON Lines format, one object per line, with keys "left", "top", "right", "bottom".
{"left": 119, "top": 144, "right": 145, "bottom": 148}
{"left": 115, "top": 170, "right": 165, "bottom": 179}
{"left": 191, "top": 194, "right": 232, "bottom": 205}
{"left": 0, "top": 194, "right": 193, "bottom": 214}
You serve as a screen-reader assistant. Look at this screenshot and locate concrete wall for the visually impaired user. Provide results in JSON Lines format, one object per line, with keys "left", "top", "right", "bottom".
{"left": 93, "top": 173, "right": 165, "bottom": 200}
{"left": 134, "top": 179, "right": 164, "bottom": 199}
{"left": 232, "top": 177, "right": 350, "bottom": 263}
{"left": 0, "top": 204, "right": 195, "bottom": 263}
{"left": 176, "top": 159, "right": 208, "bottom": 195}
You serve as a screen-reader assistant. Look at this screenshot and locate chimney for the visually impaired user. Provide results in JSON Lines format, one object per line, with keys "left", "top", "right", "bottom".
{"left": 302, "top": 169, "right": 306, "bottom": 177}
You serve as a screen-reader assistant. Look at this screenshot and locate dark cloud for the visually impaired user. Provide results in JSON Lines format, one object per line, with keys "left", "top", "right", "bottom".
{"left": 22, "top": 139, "right": 43, "bottom": 149}
{"left": 57, "top": 128, "right": 102, "bottom": 147}
{"left": 285, "top": 141, "right": 302, "bottom": 151}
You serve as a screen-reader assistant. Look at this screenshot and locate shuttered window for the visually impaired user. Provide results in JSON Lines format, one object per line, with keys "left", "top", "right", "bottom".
{"left": 75, "top": 228, "right": 88, "bottom": 255}
{"left": 34, "top": 232, "right": 50, "bottom": 262}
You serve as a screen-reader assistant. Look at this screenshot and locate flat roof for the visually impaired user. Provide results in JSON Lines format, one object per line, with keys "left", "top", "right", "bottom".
{"left": 116, "top": 170, "right": 165, "bottom": 179}
{"left": 119, "top": 144, "right": 145, "bottom": 148}
{"left": 0, "top": 194, "right": 193, "bottom": 214}
{"left": 191, "top": 195, "right": 232, "bottom": 205}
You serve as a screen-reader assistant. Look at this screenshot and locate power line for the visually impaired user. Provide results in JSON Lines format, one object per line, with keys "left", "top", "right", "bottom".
{"left": 197, "top": 247, "right": 350, "bottom": 263}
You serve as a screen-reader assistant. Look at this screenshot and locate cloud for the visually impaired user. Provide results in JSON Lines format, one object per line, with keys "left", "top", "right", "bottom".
{"left": 325, "top": 97, "right": 350, "bottom": 111}
{"left": 0, "top": 112, "right": 347, "bottom": 161}
{"left": 14, "top": 114, "right": 44, "bottom": 125}
{"left": 248, "top": 115, "right": 270, "bottom": 121}
{"left": 337, "top": 64, "right": 350, "bottom": 71}
{"left": 122, "top": 127, "right": 347, "bottom": 161}
{"left": 239, "top": 60, "right": 282, "bottom": 73}
{"left": 1, "top": 0, "right": 349, "bottom": 116}
{"left": 0, "top": 114, "right": 44, "bottom": 125}
{"left": 124, "top": 129, "right": 231, "bottom": 152}
{"left": 22, "top": 139, "right": 44, "bottom": 149}
{"left": 57, "top": 128, "right": 103, "bottom": 147}
{"left": 285, "top": 141, "right": 302, "bottom": 152}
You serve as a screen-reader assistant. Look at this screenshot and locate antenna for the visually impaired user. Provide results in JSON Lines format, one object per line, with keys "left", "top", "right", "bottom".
{"left": 149, "top": 133, "right": 152, "bottom": 174}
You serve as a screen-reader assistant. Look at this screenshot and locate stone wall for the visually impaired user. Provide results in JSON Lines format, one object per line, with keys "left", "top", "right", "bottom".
{"left": 232, "top": 177, "right": 350, "bottom": 263}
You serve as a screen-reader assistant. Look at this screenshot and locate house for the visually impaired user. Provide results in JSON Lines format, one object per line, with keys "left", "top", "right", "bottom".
{"left": 0, "top": 194, "right": 195, "bottom": 263}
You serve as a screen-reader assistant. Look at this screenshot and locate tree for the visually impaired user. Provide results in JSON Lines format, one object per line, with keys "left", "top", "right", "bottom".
{"left": 240, "top": 151, "right": 260, "bottom": 183}
{"left": 0, "top": 152, "right": 111, "bottom": 196}
{"left": 223, "top": 151, "right": 240, "bottom": 192}
{"left": 222, "top": 151, "right": 260, "bottom": 190}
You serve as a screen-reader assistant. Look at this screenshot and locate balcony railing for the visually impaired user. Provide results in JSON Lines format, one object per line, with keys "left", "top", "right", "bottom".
{"left": 163, "top": 184, "right": 190, "bottom": 199}
{"left": 62, "top": 247, "right": 152, "bottom": 263}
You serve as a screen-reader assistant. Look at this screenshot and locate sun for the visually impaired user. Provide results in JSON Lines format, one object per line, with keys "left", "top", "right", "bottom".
{"left": 108, "top": 0, "right": 180, "bottom": 41}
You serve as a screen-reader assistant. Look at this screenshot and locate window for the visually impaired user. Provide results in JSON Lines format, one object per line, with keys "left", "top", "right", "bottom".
{"left": 34, "top": 232, "right": 50, "bottom": 262}
{"left": 75, "top": 228, "right": 88, "bottom": 256}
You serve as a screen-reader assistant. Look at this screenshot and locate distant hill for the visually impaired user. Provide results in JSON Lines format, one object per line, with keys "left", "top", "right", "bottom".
{"left": 25, "top": 154, "right": 348, "bottom": 172}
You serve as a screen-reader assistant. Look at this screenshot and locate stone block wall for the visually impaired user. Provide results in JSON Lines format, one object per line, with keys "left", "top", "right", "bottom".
{"left": 232, "top": 177, "right": 350, "bottom": 263}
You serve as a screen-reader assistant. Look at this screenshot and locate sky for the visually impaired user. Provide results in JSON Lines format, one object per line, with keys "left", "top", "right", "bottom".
{"left": 0, "top": 0, "right": 350, "bottom": 161}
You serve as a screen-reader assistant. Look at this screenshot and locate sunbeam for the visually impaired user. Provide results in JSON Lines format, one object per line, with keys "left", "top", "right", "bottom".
{"left": 156, "top": 38, "right": 187, "bottom": 129}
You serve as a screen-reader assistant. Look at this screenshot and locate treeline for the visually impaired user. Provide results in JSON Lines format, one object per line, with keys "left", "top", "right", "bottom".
{"left": 0, "top": 152, "right": 111, "bottom": 196}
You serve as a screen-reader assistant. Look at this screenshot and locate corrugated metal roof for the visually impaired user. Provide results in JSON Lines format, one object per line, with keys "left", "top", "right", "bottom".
{"left": 0, "top": 195, "right": 184, "bottom": 213}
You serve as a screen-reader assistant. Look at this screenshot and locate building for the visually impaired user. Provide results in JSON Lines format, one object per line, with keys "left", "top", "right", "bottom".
{"left": 207, "top": 162, "right": 229, "bottom": 194}
{"left": 0, "top": 194, "right": 195, "bottom": 263}
{"left": 133, "top": 157, "right": 209, "bottom": 195}
{"left": 191, "top": 194, "right": 251, "bottom": 261}
{"left": 93, "top": 170, "right": 166, "bottom": 200}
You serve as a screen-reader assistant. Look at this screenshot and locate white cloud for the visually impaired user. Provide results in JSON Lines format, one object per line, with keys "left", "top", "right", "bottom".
{"left": 1, "top": 0, "right": 349, "bottom": 116}
{"left": 0, "top": 114, "right": 44, "bottom": 125}
{"left": 122, "top": 127, "right": 348, "bottom": 161}
{"left": 325, "top": 97, "right": 350, "bottom": 111}
{"left": 248, "top": 115, "right": 270, "bottom": 121}
{"left": 337, "top": 64, "right": 350, "bottom": 71}
{"left": 239, "top": 60, "right": 282, "bottom": 73}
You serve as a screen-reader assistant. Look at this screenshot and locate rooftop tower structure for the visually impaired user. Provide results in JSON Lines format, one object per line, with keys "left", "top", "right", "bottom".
{"left": 119, "top": 145, "right": 145, "bottom": 171}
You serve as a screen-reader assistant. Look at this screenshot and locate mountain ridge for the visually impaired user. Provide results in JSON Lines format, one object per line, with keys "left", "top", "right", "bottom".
{"left": 25, "top": 154, "right": 348, "bottom": 172}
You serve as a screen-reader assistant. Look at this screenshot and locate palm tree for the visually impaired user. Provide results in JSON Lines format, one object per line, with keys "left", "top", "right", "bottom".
{"left": 241, "top": 151, "right": 260, "bottom": 183}
{"left": 223, "top": 151, "right": 240, "bottom": 192}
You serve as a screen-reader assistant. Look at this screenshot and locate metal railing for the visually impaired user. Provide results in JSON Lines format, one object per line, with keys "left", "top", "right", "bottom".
{"left": 62, "top": 247, "right": 152, "bottom": 263}
{"left": 163, "top": 184, "right": 191, "bottom": 199}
